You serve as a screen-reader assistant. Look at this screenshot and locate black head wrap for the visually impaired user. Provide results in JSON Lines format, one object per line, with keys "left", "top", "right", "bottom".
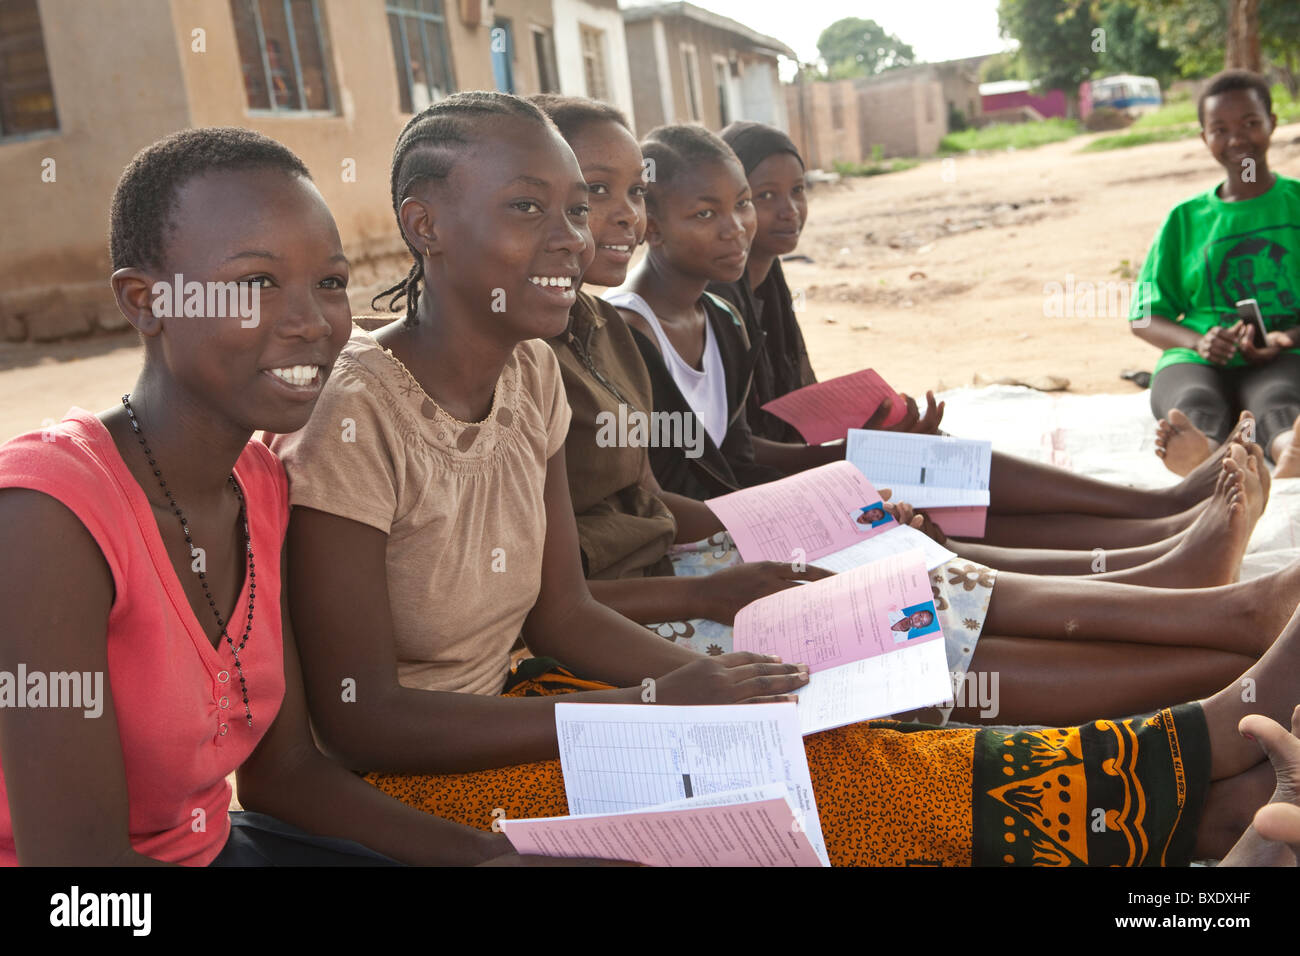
{"left": 719, "top": 121, "right": 804, "bottom": 176}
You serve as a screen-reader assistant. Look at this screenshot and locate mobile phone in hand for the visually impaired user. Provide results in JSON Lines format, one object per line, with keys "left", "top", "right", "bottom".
{"left": 1236, "top": 299, "right": 1268, "bottom": 348}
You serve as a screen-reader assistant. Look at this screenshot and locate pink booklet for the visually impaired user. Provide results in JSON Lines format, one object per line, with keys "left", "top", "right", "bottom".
{"left": 920, "top": 505, "right": 987, "bottom": 537}
{"left": 733, "top": 549, "right": 952, "bottom": 733}
{"left": 706, "top": 460, "right": 898, "bottom": 563}
{"left": 760, "top": 368, "right": 907, "bottom": 444}
{"left": 705, "top": 461, "right": 955, "bottom": 570}
{"left": 501, "top": 784, "right": 824, "bottom": 867}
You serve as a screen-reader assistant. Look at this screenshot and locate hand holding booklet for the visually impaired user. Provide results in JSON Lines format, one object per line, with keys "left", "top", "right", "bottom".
{"left": 704, "top": 460, "right": 955, "bottom": 571}
{"left": 760, "top": 368, "right": 907, "bottom": 443}
{"left": 734, "top": 549, "right": 952, "bottom": 734}
{"left": 845, "top": 430, "right": 993, "bottom": 537}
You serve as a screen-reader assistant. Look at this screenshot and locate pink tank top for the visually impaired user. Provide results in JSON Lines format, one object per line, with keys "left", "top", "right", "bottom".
{"left": 0, "top": 409, "right": 288, "bottom": 866}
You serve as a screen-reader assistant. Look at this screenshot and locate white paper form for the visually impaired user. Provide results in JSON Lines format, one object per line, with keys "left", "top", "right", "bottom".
{"left": 811, "top": 523, "right": 955, "bottom": 573}
{"left": 500, "top": 783, "right": 825, "bottom": 867}
{"left": 733, "top": 550, "right": 953, "bottom": 734}
{"left": 554, "top": 701, "right": 828, "bottom": 865}
{"left": 845, "top": 430, "right": 993, "bottom": 508}
{"left": 790, "top": 641, "right": 950, "bottom": 734}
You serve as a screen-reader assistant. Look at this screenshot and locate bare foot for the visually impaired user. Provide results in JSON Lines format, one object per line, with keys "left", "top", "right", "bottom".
{"left": 1156, "top": 408, "right": 1215, "bottom": 477}
{"left": 1245, "top": 438, "right": 1272, "bottom": 506}
{"left": 1273, "top": 418, "right": 1300, "bottom": 479}
{"left": 1117, "top": 443, "right": 1264, "bottom": 588}
{"left": 1171, "top": 411, "right": 1258, "bottom": 506}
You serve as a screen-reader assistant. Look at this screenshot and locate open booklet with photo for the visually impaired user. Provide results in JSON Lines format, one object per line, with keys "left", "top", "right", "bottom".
{"left": 733, "top": 548, "right": 952, "bottom": 734}
{"left": 499, "top": 702, "right": 827, "bottom": 866}
{"left": 844, "top": 430, "right": 993, "bottom": 537}
{"left": 704, "top": 459, "right": 955, "bottom": 572}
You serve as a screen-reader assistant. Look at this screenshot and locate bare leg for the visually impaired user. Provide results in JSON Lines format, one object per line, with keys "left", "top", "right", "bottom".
{"left": 1079, "top": 443, "right": 1263, "bottom": 588}
{"left": 1188, "top": 602, "right": 1300, "bottom": 856}
{"left": 1195, "top": 762, "right": 1278, "bottom": 860}
{"left": 984, "top": 557, "right": 1299, "bottom": 658}
{"left": 950, "top": 636, "right": 1254, "bottom": 726}
{"left": 953, "top": 442, "right": 1265, "bottom": 580}
{"left": 974, "top": 504, "right": 1203, "bottom": 550}
{"left": 1201, "top": 601, "right": 1300, "bottom": 779}
{"left": 950, "top": 532, "right": 1182, "bottom": 575}
{"left": 989, "top": 412, "right": 1256, "bottom": 517}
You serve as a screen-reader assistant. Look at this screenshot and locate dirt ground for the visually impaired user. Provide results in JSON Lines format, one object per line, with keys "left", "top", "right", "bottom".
{"left": 6, "top": 122, "right": 1300, "bottom": 443}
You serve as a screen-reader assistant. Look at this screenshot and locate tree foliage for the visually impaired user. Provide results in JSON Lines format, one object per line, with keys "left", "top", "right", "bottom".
{"left": 996, "top": 0, "right": 1098, "bottom": 110}
{"left": 998, "top": 0, "right": 1294, "bottom": 89}
{"left": 980, "top": 49, "right": 1028, "bottom": 83}
{"left": 1096, "top": 1, "right": 1179, "bottom": 85}
{"left": 816, "top": 17, "right": 916, "bottom": 79}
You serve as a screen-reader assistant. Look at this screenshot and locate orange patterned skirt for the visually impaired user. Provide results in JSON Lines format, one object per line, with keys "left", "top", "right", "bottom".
{"left": 365, "top": 665, "right": 1209, "bottom": 866}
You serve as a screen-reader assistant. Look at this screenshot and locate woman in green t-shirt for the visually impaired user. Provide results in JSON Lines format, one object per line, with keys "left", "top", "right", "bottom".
{"left": 1132, "top": 70, "right": 1300, "bottom": 477}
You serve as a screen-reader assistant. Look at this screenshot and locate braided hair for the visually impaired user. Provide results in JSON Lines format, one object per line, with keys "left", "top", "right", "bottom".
{"left": 372, "top": 91, "right": 556, "bottom": 328}
{"left": 639, "top": 124, "right": 742, "bottom": 214}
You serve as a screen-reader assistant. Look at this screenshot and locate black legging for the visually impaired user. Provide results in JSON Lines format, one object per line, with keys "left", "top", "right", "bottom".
{"left": 1150, "top": 352, "right": 1300, "bottom": 460}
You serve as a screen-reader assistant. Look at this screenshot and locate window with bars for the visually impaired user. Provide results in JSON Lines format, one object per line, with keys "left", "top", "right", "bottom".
{"left": 0, "top": 0, "right": 58, "bottom": 139}
{"left": 386, "top": 0, "right": 455, "bottom": 113}
{"left": 580, "top": 25, "right": 607, "bottom": 101}
{"left": 231, "top": 0, "right": 334, "bottom": 113}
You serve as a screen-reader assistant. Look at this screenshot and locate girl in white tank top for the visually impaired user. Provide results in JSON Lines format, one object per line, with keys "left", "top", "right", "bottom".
{"left": 602, "top": 289, "right": 729, "bottom": 447}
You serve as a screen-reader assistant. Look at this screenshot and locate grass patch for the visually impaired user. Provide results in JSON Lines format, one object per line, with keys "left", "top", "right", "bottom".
{"left": 1127, "top": 83, "right": 1300, "bottom": 131}
{"left": 832, "top": 157, "right": 921, "bottom": 177}
{"left": 939, "top": 117, "right": 1081, "bottom": 154}
{"left": 1081, "top": 126, "right": 1200, "bottom": 151}
{"left": 1129, "top": 99, "right": 1198, "bottom": 130}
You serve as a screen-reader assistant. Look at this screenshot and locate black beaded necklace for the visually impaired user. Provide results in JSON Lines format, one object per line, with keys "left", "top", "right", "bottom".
{"left": 121, "top": 394, "right": 255, "bottom": 727}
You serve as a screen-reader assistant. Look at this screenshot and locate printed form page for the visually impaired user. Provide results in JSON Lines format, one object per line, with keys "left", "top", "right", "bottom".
{"left": 734, "top": 550, "right": 952, "bottom": 733}
{"left": 845, "top": 430, "right": 992, "bottom": 507}
{"left": 553, "top": 702, "right": 828, "bottom": 865}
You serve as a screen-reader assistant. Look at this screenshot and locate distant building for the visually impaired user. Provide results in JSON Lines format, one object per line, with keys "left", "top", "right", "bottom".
{"left": 621, "top": 1, "right": 794, "bottom": 135}
{"left": 0, "top": 0, "right": 637, "bottom": 342}
{"left": 979, "top": 80, "right": 1067, "bottom": 121}
{"left": 786, "top": 57, "right": 987, "bottom": 166}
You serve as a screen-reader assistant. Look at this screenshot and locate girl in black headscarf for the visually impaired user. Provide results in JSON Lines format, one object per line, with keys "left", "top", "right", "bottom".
{"left": 708, "top": 121, "right": 818, "bottom": 444}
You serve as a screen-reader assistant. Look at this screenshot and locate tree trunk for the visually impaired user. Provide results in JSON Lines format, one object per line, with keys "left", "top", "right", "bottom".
{"left": 1226, "top": 0, "right": 1262, "bottom": 73}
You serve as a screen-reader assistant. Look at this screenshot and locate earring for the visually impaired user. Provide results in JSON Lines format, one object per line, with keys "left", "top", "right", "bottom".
{"left": 424, "top": 245, "right": 430, "bottom": 257}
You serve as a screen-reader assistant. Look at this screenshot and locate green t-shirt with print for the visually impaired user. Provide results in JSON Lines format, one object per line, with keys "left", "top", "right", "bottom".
{"left": 1129, "top": 173, "right": 1300, "bottom": 376}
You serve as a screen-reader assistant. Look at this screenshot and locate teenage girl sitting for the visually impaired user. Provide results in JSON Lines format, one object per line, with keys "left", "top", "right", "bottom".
{"left": 272, "top": 93, "right": 1298, "bottom": 866}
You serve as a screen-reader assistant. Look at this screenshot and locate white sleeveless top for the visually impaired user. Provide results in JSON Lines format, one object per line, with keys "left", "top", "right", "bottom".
{"left": 603, "top": 290, "right": 729, "bottom": 448}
